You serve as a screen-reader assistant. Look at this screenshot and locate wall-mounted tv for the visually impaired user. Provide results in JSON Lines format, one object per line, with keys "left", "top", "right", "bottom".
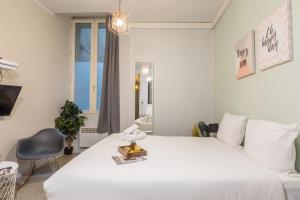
{"left": 0, "top": 85, "right": 22, "bottom": 116}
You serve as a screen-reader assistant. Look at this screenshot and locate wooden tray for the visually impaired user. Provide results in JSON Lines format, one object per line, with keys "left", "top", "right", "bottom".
{"left": 118, "top": 144, "right": 147, "bottom": 159}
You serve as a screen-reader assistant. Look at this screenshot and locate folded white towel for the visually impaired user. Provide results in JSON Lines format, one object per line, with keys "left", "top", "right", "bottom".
{"left": 120, "top": 129, "right": 146, "bottom": 142}
{"left": 122, "top": 124, "right": 139, "bottom": 135}
{"left": 133, "top": 129, "right": 146, "bottom": 138}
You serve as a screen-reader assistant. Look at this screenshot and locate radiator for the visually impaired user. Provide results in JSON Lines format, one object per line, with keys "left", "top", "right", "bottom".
{"left": 79, "top": 128, "right": 108, "bottom": 148}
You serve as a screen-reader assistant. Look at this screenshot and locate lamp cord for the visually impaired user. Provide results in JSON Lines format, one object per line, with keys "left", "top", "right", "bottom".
{"left": 119, "top": 0, "right": 121, "bottom": 11}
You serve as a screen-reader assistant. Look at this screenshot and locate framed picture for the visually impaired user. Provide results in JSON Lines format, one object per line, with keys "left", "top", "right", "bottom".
{"left": 256, "top": 0, "right": 293, "bottom": 70}
{"left": 235, "top": 31, "right": 256, "bottom": 79}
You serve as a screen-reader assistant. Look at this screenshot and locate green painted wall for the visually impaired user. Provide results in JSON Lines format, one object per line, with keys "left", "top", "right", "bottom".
{"left": 214, "top": 0, "right": 300, "bottom": 171}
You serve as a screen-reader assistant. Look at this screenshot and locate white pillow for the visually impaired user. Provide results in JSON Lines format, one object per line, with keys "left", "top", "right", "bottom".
{"left": 217, "top": 113, "right": 248, "bottom": 147}
{"left": 244, "top": 119, "right": 299, "bottom": 172}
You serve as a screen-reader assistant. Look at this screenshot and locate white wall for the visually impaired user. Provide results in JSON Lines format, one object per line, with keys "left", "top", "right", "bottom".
{"left": 0, "top": 0, "right": 71, "bottom": 159}
{"left": 120, "top": 29, "right": 215, "bottom": 136}
{"left": 214, "top": 0, "right": 300, "bottom": 125}
{"left": 119, "top": 35, "right": 131, "bottom": 131}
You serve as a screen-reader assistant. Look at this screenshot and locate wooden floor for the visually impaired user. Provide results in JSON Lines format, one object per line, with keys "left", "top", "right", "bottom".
{"left": 16, "top": 155, "right": 76, "bottom": 200}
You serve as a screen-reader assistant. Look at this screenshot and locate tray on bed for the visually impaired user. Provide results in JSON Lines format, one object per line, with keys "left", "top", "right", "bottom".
{"left": 118, "top": 144, "right": 147, "bottom": 159}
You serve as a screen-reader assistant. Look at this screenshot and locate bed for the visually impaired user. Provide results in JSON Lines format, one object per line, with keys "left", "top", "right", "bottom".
{"left": 44, "top": 134, "right": 297, "bottom": 200}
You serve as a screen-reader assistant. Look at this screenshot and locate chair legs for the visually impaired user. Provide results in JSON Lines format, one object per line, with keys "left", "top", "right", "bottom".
{"left": 31, "top": 160, "right": 36, "bottom": 173}
{"left": 16, "top": 157, "right": 60, "bottom": 189}
{"left": 20, "top": 157, "right": 59, "bottom": 175}
{"left": 32, "top": 157, "right": 60, "bottom": 172}
{"left": 16, "top": 160, "right": 35, "bottom": 189}
{"left": 48, "top": 157, "right": 60, "bottom": 172}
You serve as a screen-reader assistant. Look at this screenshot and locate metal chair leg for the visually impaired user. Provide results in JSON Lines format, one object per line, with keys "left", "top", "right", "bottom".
{"left": 31, "top": 160, "right": 36, "bottom": 174}
{"left": 49, "top": 157, "right": 59, "bottom": 172}
{"left": 16, "top": 160, "right": 35, "bottom": 189}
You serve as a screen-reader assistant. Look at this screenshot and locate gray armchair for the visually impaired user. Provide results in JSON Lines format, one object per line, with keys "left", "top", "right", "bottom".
{"left": 16, "top": 128, "right": 65, "bottom": 172}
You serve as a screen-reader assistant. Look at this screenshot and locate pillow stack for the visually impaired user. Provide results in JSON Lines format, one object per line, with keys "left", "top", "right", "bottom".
{"left": 217, "top": 113, "right": 299, "bottom": 173}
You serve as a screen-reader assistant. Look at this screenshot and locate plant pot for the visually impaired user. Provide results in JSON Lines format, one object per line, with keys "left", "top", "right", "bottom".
{"left": 64, "top": 146, "right": 74, "bottom": 155}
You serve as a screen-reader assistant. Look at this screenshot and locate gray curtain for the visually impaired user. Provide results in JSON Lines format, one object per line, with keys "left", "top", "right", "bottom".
{"left": 97, "top": 16, "right": 120, "bottom": 134}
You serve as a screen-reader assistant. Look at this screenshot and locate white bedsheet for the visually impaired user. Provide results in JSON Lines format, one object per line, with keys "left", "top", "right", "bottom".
{"left": 277, "top": 173, "right": 300, "bottom": 200}
{"left": 44, "top": 134, "right": 285, "bottom": 200}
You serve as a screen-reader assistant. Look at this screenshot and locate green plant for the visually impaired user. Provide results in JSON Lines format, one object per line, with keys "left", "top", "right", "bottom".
{"left": 55, "top": 100, "right": 87, "bottom": 148}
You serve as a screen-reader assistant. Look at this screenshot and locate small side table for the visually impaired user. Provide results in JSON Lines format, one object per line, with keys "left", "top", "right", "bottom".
{"left": 0, "top": 161, "right": 19, "bottom": 200}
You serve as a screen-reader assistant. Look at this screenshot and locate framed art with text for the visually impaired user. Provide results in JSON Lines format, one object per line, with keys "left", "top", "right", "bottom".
{"left": 256, "top": 0, "right": 293, "bottom": 70}
{"left": 235, "top": 31, "right": 256, "bottom": 79}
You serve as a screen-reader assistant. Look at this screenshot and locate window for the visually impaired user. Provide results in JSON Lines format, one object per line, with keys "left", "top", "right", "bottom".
{"left": 73, "top": 20, "right": 106, "bottom": 113}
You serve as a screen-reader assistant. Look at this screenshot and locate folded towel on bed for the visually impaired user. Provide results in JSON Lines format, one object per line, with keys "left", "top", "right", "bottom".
{"left": 120, "top": 129, "right": 146, "bottom": 142}
{"left": 122, "top": 124, "right": 139, "bottom": 135}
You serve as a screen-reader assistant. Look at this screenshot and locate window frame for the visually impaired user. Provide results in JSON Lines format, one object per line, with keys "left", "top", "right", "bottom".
{"left": 71, "top": 19, "right": 106, "bottom": 114}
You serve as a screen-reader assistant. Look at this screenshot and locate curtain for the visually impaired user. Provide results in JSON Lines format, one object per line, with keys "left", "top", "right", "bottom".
{"left": 97, "top": 15, "right": 120, "bottom": 134}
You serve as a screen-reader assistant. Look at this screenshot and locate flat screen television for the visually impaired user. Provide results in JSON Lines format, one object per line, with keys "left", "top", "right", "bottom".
{"left": 0, "top": 85, "right": 22, "bottom": 116}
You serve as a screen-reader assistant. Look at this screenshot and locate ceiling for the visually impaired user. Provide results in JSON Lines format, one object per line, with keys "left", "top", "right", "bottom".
{"left": 37, "top": 0, "right": 226, "bottom": 23}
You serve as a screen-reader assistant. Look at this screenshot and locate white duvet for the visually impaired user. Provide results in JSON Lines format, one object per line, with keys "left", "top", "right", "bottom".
{"left": 44, "top": 134, "right": 285, "bottom": 200}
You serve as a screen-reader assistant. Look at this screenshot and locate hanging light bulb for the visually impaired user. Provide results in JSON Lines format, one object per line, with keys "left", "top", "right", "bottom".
{"left": 109, "top": 0, "right": 129, "bottom": 35}
{"left": 116, "top": 18, "right": 124, "bottom": 27}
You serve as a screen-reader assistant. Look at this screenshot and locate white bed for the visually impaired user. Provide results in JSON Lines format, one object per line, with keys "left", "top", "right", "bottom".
{"left": 44, "top": 134, "right": 295, "bottom": 200}
{"left": 278, "top": 173, "right": 300, "bottom": 200}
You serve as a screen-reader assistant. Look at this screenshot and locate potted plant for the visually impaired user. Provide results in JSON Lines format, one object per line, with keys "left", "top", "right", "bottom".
{"left": 55, "top": 100, "right": 87, "bottom": 155}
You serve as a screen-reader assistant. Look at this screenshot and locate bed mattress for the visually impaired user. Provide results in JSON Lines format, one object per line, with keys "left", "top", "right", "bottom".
{"left": 44, "top": 134, "right": 286, "bottom": 200}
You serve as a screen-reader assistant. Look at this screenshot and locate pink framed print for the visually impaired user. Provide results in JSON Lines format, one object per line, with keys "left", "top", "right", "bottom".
{"left": 235, "top": 31, "right": 256, "bottom": 79}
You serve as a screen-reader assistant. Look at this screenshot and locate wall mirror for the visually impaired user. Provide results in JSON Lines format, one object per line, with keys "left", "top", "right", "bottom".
{"left": 134, "top": 62, "right": 154, "bottom": 134}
